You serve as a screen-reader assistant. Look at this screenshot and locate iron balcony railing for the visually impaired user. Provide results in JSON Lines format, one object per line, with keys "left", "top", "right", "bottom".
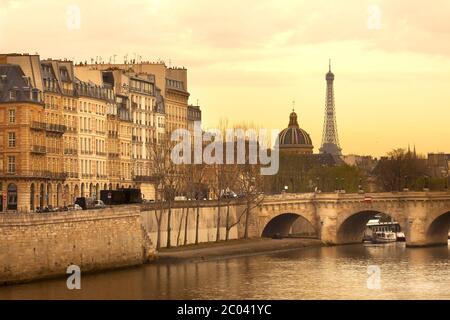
{"left": 46, "top": 123, "right": 67, "bottom": 134}
{"left": 64, "top": 148, "right": 78, "bottom": 155}
{"left": 133, "top": 175, "right": 158, "bottom": 182}
{"left": 31, "top": 145, "right": 46, "bottom": 154}
{"left": 0, "top": 170, "right": 67, "bottom": 180}
{"left": 30, "top": 121, "right": 47, "bottom": 131}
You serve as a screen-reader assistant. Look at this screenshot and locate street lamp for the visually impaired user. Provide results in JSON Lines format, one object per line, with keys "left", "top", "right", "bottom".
{"left": 423, "top": 175, "right": 430, "bottom": 191}
{"left": 283, "top": 185, "right": 288, "bottom": 193}
{"left": 358, "top": 178, "right": 364, "bottom": 193}
{"left": 403, "top": 175, "right": 409, "bottom": 192}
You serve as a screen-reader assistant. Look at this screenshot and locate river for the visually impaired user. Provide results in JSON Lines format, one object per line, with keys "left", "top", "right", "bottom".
{"left": 0, "top": 241, "right": 449, "bottom": 300}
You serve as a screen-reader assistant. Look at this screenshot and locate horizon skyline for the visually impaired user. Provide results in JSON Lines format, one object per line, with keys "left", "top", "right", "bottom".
{"left": 1, "top": 0, "right": 450, "bottom": 157}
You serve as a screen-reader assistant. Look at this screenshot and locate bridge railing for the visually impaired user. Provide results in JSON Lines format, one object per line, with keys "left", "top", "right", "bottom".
{"left": 263, "top": 191, "right": 450, "bottom": 202}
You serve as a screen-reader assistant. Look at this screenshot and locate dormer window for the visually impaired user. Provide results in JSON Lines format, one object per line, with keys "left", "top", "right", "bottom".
{"left": 32, "top": 90, "right": 39, "bottom": 101}
{"left": 22, "top": 75, "right": 29, "bottom": 86}
{"left": 9, "top": 90, "right": 16, "bottom": 101}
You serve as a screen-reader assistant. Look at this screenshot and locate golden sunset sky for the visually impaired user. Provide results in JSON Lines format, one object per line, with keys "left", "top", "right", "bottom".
{"left": 1, "top": 0, "right": 449, "bottom": 156}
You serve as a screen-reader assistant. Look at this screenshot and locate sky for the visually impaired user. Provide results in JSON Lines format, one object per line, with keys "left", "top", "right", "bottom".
{"left": 1, "top": 0, "right": 450, "bottom": 157}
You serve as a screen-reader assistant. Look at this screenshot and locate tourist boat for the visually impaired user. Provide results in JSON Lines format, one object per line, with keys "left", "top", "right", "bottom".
{"left": 364, "top": 217, "right": 405, "bottom": 243}
{"left": 372, "top": 230, "right": 397, "bottom": 243}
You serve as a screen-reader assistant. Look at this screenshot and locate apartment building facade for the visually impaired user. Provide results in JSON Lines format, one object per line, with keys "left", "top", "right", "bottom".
{"left": 0, "top": 54, "right": 201, "bottom": 212}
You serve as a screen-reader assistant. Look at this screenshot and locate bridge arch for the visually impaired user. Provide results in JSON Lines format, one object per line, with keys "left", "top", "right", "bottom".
{"left": 336, "top": 210, "right": 405, "bottom": 245}
{"left": 425, "top": 211, "right": 450, "bottom": 246}
{"left": 261, "top": 211, "right": 317, "bottom": 238}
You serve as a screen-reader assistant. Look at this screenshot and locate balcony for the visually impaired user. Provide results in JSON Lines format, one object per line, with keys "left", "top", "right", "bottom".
{"left": 96, "top": 151, "right": 107, "bottom": 157}
{"left": 108, "top": 152, "right": 119, "bottom": 158}
{"left": 64, "top": 148, "right": 78, "bottom": 155}
{"left": 46, "top": 123, "right": 67, "bottom": 134}
{"left": 43, "top": 171, "right": 68, "bottom": 180}
{"left": 61, "top": 88, "right": 77, "bottom": 96}
{"left": 133, "top": 175, "right": 158, "bottom": 183}
{"left": 68, "top": 172, "right": 79, "bottom": 179}
{"left": 31, "top": 145, "right": 46, "bottom": 154}
{"left": 108, "top": 131, "right": 119, "bottom": 138}
{"left": 0, "top": 170, "right": 67, "bottom": 180}
{"left": 30, "top": 121, "right": 46, "bottom": 131}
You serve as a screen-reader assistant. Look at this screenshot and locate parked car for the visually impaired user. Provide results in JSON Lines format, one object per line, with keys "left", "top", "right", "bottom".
{"left": 94, "top": 200, "right": 106, "bottom": 209}
{"left": 37, "top": 206, "right": 51, "bottom": 213}
{"left": 221, "top": 191, "right": 238, "bottom": 199}
{"left": 67, "top": 204, "right": 83, "bottom": 211}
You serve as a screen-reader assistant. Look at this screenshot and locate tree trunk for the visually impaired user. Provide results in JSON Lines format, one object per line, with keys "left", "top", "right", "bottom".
{"left": 167, "top": 201, "right": 172, "bottom": 248}
{"left": 225, "top": 203, "right": 230, "bottom": 241}
{"left": 216, "top": 199, "right": 221, "bottom": 242}
{"left": 156, "top": 198, "right": 163, "bottom": 250}
{"left": 184, "top": 206, "right": 189, "bottom": 246}
{"left": 244, "top": 200, "right": 251, "bottom": 239}
{"left": 176, "top": 208, "right": 184, "bottom": 246}
{"left": 195, "top": 202, "right": 200, "bottom": 245}
{"left": 155, "top": 209, "right": 162, "bottom": 250}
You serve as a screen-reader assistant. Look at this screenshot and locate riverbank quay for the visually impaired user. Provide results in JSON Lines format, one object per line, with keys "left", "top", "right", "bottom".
{"left": 0, "top": 206, "right": 150, "bottom": 285}
{"left": 153, "top": 238, "right": 324, "bottom": 263}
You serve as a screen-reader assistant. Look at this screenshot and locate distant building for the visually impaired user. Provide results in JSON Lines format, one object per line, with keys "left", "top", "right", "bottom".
{"left": 187, "top": 104, "right": 201, "bottom": 135}
{"left": 278, "top": 109, "right": 314, "bottom": 155}
{"left": 341, "top": 154, "right": 378, "bottom": 172}
{"left": 427, "top": 153, "right": 449, "bottom": 178}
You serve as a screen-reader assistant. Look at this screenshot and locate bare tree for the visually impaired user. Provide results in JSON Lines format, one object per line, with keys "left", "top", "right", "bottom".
{"left": 237, "top": 161, "right": 265, "bottom": 239}
{"left": 149, "top": 134, "right": 182, "bottom": 248}
{"left": 176, "top": 207, "right": 185, "bottom": 246}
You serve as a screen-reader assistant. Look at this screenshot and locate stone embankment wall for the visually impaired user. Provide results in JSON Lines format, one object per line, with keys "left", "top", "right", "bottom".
{"left": 0, "top": 206, "right": 147, "bottom": 285}
{"left": 141, "top": 202, "right": 246, "bottom": 248}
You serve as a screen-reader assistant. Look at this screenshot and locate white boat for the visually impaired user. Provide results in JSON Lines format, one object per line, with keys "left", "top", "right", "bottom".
{"left": 372, "top": 230, "right": 397, "bottom": 243}
{"left": 396, "top": 232, "right": 406, "bottom": 242}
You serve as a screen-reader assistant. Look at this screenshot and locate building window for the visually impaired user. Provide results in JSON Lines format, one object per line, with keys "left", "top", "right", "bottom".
{"left": 7, "top": 156, "right": 16, "bottom": 174}
{"left": 7, "top": 183, "right": 18, "bottom": 211}
{"left": 9, "top": 109, "right": 16, "bottom": 123}
{"left": 8, "top": 132, "right": 16, "bottom": 147}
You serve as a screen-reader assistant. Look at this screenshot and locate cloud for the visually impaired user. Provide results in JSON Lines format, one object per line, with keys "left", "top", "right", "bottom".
{"left": 2, "top": 0, "right": 450, "bottom": 63}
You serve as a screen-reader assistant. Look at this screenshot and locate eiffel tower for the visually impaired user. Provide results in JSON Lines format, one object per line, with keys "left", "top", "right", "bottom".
{"left": 320, "top": 60, "right": 342, "bottom": 156}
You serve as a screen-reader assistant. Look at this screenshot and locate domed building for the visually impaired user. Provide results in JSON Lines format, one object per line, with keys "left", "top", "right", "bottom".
{"left": 279, "top": 109, "right": 314, "bottom": 154}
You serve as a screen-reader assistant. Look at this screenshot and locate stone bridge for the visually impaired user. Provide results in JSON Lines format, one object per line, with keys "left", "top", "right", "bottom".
{"left": 250, "top": 192, "right": 450, "bottom": 247}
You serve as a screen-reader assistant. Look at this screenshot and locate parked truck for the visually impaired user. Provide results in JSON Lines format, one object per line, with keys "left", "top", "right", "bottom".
{"left": 100, "top": 188, "right": 142, "bottom": 205}
{"left": 74, "top": 197, "right": 96, "bottom": 210}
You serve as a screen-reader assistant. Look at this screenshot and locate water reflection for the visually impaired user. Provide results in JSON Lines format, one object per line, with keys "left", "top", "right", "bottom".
{"left": 0, "top": 242, "right": 448, "bottom": 300}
